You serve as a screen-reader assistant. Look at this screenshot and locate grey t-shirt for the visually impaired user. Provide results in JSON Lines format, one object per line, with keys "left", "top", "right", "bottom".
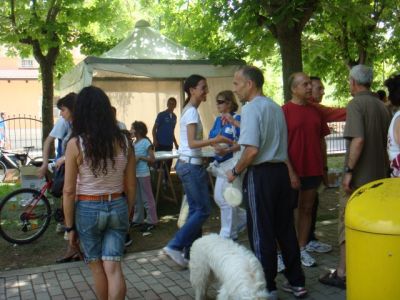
{"left": 344, "top": 91, "right": 391, "bottom": 188}
{"left": 239, "top": 96, "right": 288, "bottom": 165}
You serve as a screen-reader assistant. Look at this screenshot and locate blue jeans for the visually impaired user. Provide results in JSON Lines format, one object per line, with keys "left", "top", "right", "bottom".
{"left": 167, "top": 161, "right": 211, "bottom": 251}
{"left": 75, "top": 197, "right": 129, "bottom": 263}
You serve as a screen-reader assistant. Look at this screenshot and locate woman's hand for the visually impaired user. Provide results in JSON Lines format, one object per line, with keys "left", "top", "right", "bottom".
{"left": 212, "top": 135, "right": 233, "bottom": 146}
{"left": 68, "top": 231, "right": 80, "bottom": 250}
{"left": 55, "top": 157, "right": 65, "bottom": 169}
{"left": 213, "top": 144, "right": 230, "bottom": 156}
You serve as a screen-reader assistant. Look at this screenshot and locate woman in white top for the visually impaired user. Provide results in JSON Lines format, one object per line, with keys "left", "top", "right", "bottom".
{"left": 163, "top": 74, "right": 231, "bottom": 267}
{"left": 385, "top": 74, "right": 400, "bottom": 177}
{"left": 63, "top": 86, "right": 136, "bottom": 300}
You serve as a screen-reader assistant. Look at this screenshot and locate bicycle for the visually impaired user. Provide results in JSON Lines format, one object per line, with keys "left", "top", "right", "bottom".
{"left": 0, "top": 146, "right": 43, "bottom": 182}
{"left": 0, "top": 174, "right": 64, "bottom": 244}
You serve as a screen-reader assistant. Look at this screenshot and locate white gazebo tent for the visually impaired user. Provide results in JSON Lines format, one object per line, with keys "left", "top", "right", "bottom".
{"left": 59, "top": 20, "right": 244, "bottom": 136}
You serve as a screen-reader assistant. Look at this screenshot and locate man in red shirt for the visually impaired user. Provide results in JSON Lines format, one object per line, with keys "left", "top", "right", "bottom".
{"left": 283, "top": 73, "right": 331, "bottom": 268}
{"left": 305, "top": 77, "right": 346, "bottom": 254}
{"left": 308, "top": 76, "right": 346, "bottom": 122}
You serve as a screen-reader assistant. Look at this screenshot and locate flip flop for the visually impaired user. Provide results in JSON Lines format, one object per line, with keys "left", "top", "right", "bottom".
{"left": 319, "top": 270, "right": 346, "bottom": 289}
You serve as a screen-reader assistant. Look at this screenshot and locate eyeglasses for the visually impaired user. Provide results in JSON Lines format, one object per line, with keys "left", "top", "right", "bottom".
{"left": 216, "top": 99, "right": 226, "bottom": 105}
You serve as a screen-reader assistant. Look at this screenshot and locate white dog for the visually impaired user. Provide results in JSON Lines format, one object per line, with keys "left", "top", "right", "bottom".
{"left": 189, "top": 234, "right": 270, "bottom": 300}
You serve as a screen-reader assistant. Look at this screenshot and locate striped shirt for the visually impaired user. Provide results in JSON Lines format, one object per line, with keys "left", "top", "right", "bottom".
{"left": 76, "top": 137, "right": 128, "bottom": 195}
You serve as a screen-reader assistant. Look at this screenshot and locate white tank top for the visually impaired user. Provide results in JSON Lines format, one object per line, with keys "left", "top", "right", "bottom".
{"left": 76, "top": 136, "right": 128, "bottom": 195}
{"left": 387, "top": 111, "right": 400, "bottom": 177}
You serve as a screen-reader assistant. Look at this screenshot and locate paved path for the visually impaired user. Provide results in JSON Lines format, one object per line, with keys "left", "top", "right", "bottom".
{"left": 0, "top": 220, "right": 345, "bottom": 300}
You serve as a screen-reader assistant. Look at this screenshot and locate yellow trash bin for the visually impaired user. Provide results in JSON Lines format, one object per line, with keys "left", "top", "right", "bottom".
{"left": 346, "top": 178, "right": 400, "bottom": 300}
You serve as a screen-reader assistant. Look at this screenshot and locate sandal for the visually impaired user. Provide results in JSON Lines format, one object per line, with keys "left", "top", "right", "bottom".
{"left": 319, "top": 269, "right": 346, "bottom": 289}
{"left": 56, "top": 252, "right": 79, "bottom": 263}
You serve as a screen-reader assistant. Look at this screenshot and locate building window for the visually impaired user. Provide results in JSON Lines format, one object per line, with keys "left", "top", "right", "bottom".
{"left": 20, "top": 59, "right": 34, "bottom": 68}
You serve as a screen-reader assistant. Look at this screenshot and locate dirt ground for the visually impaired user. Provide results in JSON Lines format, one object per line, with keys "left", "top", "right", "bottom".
{"left": 0, "top": 173, "right": 341, "bottom": 271}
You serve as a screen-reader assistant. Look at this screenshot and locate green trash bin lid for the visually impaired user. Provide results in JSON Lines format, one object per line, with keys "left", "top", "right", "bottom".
{"left": 345, "top": 178, "right": 400, "bottom": 234}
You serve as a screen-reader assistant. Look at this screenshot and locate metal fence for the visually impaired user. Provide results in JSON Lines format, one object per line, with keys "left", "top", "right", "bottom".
{"left": 326, "top": 121, "right": 346, "bottom": 155}
{"left": 0, "top": 116, "right": 345, "bottom": 156}
{"left": 0, "top": 115, "right": 42, "bottom": 155}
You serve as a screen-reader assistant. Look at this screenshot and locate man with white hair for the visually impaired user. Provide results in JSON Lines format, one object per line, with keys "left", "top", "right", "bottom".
{"left": 319, "top": 64, "right": 390, "bottom": 289}
{"left": 228, "top": 66, "right": 306, "bottom": 299}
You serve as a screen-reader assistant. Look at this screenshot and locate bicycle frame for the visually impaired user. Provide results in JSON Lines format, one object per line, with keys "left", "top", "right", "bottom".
{"left": 0, "top": 149, "right": 19, "bottom": 169}
{"left": 22, "top": 175, "right": 52, "bottom": 220}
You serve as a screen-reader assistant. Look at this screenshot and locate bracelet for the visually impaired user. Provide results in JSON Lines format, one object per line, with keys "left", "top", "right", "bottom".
{"left": 232, "top": 166, "right": 240, "bottom": 177}
{"left": 64, "top": 225, "right": 75, "bottom": 233}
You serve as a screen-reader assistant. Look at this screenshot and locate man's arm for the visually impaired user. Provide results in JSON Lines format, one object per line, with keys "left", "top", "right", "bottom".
{"left": 152, "top": 123, "right": 159, "bottom": 148}
{"left": 37, "top": 135, "right": 55, "bottom": 178}
{"left": 342, "top": 137, "right": 364, "bottom": 193}
{"left": 226, "top": 145, "right": 258, "bottom": 182}
{"left": 173, "top": 135, "right": 178, "bottom": 149}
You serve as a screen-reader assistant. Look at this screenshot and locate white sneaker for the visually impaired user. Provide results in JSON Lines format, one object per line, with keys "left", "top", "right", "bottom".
{"left": 300, "top": 248, "right": 316, "bottom": 267}
{"left": 55, "top": 223, "right": 65, "bottom": 233}
{"left": 163, "top": 247, "right": 188, "bottom": 268}
{"left": 277, "top": 252, "right": 285, "bottom": 273}
{"left": 306, "top": 240, "right": 332, "bottom": 253}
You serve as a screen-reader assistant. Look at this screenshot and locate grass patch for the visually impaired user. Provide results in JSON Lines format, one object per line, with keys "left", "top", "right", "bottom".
{"left": 0, "top": 183, "right": 20, "bottom": 199}
{"left": 328, "top": 155, "right": 344, "bottom": 170}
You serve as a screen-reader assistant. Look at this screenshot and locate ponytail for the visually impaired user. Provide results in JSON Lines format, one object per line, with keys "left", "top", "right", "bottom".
{"left": 183, "top": 74, "right": 206, "bottom": 107}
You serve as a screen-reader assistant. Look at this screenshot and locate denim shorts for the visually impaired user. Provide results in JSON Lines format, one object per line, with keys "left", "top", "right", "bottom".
{"left": 75, "top": 197, "right": 129, "bottom": 263}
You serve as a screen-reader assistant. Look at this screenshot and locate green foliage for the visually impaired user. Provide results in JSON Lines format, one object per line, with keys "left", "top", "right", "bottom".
{"left": 0, "top": 0, "right": 133, "bottom": 78}
{"left": 303, "top": 0, "right": 400, "bottom": 104}
{"left": 0, "top": 0, "right": 134, "bottom": 139}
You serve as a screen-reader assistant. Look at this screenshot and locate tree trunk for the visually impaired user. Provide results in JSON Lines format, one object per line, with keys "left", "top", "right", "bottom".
{"left": 276, "top": 27, "right": 303, "bottom": 102}
{"left": 40, "top": 61, "right": 55, "bottom": 152}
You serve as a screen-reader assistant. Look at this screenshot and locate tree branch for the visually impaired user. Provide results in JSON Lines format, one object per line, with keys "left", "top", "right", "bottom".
{"left": 298, "top": 0, "right": 319, "bottom": 31}
{"left": 9, "top": 0, "right": 16, "bottom": 28}
{"left": 46, "top": 0, "right": 62, "bottom": 23}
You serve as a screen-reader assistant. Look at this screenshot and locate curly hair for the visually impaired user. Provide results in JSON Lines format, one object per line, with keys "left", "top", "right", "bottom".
{"left": 72, "top": 86, "right": 129, "bottom": 176}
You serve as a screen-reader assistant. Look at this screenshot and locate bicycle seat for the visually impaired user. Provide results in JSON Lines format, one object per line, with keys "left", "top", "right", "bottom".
{"left": 15, "top": 153, "right": 28, "bottom": 161}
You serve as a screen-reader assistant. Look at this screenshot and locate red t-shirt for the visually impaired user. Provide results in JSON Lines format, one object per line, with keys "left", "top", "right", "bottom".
{"left": 282, "top": 101, "right": 330, "bottom": 177}
{"left": 308, "top": 100, "right": 346, "bottom": 122}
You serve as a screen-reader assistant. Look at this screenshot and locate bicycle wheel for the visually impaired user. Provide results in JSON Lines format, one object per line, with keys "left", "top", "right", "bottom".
{"left": 0, "top": 188, "right": 51, "bottom": 244}
{"left": 0, "top": 160, "right": 6, "bottom": 182}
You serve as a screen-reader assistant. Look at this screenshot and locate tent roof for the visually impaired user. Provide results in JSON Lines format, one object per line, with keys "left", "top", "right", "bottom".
{"left": 100, "top": 20, "right": 205, "bottom": 60}
{"left": 59, "top": 20, "right": 243, "bottom": 94}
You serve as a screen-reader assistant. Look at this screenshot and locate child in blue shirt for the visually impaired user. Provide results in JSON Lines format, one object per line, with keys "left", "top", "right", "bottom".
{"left": 131, "top": 121, "right": 158, "bottom": 234}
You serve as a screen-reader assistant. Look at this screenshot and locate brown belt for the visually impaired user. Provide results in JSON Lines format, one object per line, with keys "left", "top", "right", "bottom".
{"left": 77, "top": 193, "right": 123, "bottom": 201}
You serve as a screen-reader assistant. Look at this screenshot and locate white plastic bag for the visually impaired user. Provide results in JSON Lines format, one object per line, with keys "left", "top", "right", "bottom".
{"left": 223, "top": 177, "right": 243, "bottom": 207}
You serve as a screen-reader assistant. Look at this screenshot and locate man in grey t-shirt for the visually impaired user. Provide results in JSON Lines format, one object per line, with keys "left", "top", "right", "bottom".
{"left": 227, "top": 66, "right": 306, "bottom": 298}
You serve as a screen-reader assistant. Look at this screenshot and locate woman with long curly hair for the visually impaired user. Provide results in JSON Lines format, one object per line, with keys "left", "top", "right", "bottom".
{"left": 63, "top": 86, "right": 136, "bottom": 300}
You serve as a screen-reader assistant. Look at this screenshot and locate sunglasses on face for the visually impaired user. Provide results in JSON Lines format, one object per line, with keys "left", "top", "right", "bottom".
{"left": 216, "top": 99, "right": 226, "bottom": 105}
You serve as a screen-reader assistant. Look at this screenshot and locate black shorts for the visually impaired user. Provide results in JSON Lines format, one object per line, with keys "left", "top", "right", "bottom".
{"left": 299, "top": 176, "right": 322, "bottom": 191}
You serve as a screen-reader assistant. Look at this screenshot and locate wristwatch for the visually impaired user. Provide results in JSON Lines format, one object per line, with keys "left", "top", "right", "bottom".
{"left": 64, "top": 225, "right": 75, "bottom": 233}
{"left": 232, "top": 166, "right": 240, "bottom": 177}
{"left": 344, "top": 166, "right": 354, "bottom": 173}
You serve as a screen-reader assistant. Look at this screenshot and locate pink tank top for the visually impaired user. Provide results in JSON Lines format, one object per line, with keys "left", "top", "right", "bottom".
{"left": 76, "top": 137, "right": 128, "bottom": 195}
